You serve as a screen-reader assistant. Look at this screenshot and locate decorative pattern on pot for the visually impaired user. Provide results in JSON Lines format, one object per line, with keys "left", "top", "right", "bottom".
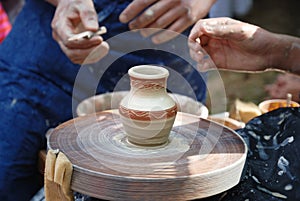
{"left": 119, "top": 65, "right": 177, "bottom": 146}
{"left": 119, "top": 105, "right": 177, "bottom": 121}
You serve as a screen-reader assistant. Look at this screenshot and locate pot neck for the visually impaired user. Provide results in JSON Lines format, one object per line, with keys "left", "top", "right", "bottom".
{"left": 130, "top": 77, "right": 167, "bottom": 92}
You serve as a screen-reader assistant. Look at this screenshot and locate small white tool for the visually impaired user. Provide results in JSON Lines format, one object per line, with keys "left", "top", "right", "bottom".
{"left": 68, "top": 26, "right": 107, "bottom": 41}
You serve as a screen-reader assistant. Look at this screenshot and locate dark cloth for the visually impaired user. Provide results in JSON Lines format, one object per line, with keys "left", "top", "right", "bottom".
{"left": 0, "top": 0, "right": 206, "bottom": 200}
{"left": 203, "top": 107, "right": 300, "bottom": 201}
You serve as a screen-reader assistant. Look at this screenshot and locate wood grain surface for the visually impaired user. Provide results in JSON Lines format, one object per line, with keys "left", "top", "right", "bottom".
{"left": 48, "top": 110, "right": 247, "bottom": 200}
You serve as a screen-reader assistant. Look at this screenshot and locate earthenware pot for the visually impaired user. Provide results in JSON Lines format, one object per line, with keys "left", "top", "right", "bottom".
{"left": 119, "top": 65, "right": 177, "bottom": 146}
{"left": 258, "top": 99, "right": 299, "bottom": 113}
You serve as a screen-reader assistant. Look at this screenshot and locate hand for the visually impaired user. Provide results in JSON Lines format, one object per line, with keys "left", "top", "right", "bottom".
{"left": 44, "top": 149, "right": 74, "bottom": 201}
{"left": 188, "top": 17, "right": 274, "bottom": 72}
{"left": 51, "top": 0, "right": 109, "bottom": 64}
{"left": 265, "top": 73, "right": 300, "bottom": 102}
{"left": 119, "top": 0, "right": 216, "bottom": 44}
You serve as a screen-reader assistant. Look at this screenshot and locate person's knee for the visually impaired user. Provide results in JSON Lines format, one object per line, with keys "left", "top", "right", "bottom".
{"left": 0, "top": 98, "right": 47, "bottom": 200}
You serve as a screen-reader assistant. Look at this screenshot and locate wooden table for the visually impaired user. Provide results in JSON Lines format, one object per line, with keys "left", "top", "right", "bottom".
{"left": 48, "top": 110, "right": 247, "bottom": 200}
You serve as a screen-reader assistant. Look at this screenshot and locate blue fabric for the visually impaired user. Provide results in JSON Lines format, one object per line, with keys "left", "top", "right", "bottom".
{"left": 0, "top": 0, "right": 207, "bottom": 200}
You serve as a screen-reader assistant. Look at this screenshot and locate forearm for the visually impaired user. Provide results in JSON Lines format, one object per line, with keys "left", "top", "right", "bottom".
{"left": 269, "top": 33, "right": 300, "bottom": 75}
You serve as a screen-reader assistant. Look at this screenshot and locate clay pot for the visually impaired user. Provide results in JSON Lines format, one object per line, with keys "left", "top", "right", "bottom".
{"left": 119, "top": 65, "right": 177, "bottom": 146}
{"left": 258, "top": 99, "right": 299, "bottom": 113}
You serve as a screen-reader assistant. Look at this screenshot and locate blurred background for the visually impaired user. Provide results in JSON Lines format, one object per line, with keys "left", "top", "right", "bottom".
{"left": 206, "top": 0, "right": 300, "bottom": 113}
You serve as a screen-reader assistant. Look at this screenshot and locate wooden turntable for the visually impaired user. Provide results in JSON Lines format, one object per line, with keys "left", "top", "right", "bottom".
{"left": 48, "top": 110, "right": 247, "bottom": 200}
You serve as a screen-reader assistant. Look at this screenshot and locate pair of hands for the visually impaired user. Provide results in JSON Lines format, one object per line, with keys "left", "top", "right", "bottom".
{"left": 51, "top": 0, "right": 286, "bottom": 74}
{"left": 50, "top": 0, "right": 216, "bottom": 64}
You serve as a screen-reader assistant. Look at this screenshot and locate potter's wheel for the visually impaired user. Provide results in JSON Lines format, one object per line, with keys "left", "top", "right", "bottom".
{"left": 48, "top": 110, "right": 247, "bottom": 200}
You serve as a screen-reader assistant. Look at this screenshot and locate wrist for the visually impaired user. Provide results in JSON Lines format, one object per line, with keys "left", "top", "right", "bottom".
{"left": 285, "top": 36, "right": 300, "bottom": 75}
{"left": 269, "top": 34, "right": 300, "bottom": 75}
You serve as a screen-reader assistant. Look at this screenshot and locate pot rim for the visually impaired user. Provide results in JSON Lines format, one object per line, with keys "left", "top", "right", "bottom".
{"left": 128, "top": 65, "right": 169, "bottom": 80}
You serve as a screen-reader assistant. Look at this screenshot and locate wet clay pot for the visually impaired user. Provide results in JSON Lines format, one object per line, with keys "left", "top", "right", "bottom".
{"left": 119, "top": 65, "right": 177, "bottom": 146}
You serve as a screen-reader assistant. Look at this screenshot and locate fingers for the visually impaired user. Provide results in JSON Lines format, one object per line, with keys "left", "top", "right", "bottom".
{"left": 189, "top": 17, "right": 258, "bottom": 43}
{"left": 139, "top": 3, "right": 188, "bottom": 39}
{"left": 190, "top": 49, "right": 216, "bottom": 72}
{"left": 189, "top": 47, "right": 205, "bottom": 64}
{"left": 79, "top": 7, "right": 99, "bottom": 30}
{"left": 53, "top": 34, "right": 106, "bottom": 65}
{"left": 182, "top": 0, "right": 218, "bottom": 24}
{"left": 51, "top": 1, "right": 99, "bottom": 43}
{"left": 188, "top": 35, "right": 210, "bottom": 64}
{"left": 53, "top": 30, "right": 103, "bottom": 49}
{"left": 188, "top": 39, "right": 217, "bottom": 72}
{"left": 151, "top": 13, "right": 191, "bottom": 44}
{"left": 58, "top": 41, "right": 110, "bottom": 64}
{"left": 189, "top": 20, "right": 205, "bottom": 42}
{"left": 119, "top": 0, "right": 158, "bottom": 23}
{"left": 189, "top": 41, "right": 205, "bottom": 63}
{"left": 128, "top": 0, "right": 175, "bottom": 31}
{"left": 121, "top": 0, "right": 199, "bottom": 44}
{"left": 51, "top": 0, "right": 109, "bottom": 64}
{"left": 84, "top": 41, "right": 110, "bottom": 64}
{"left": 190, "top": 18, "right": 236, "bottom": 42}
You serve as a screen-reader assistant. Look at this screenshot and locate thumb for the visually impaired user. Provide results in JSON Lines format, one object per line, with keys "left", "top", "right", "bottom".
{"left": 80, "top": 5, "right": 99, "bottom": 31}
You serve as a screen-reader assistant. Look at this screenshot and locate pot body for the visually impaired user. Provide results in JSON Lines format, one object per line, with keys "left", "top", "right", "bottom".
{"left": 119, "top": 65, "right": 177, "bottom": 146}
